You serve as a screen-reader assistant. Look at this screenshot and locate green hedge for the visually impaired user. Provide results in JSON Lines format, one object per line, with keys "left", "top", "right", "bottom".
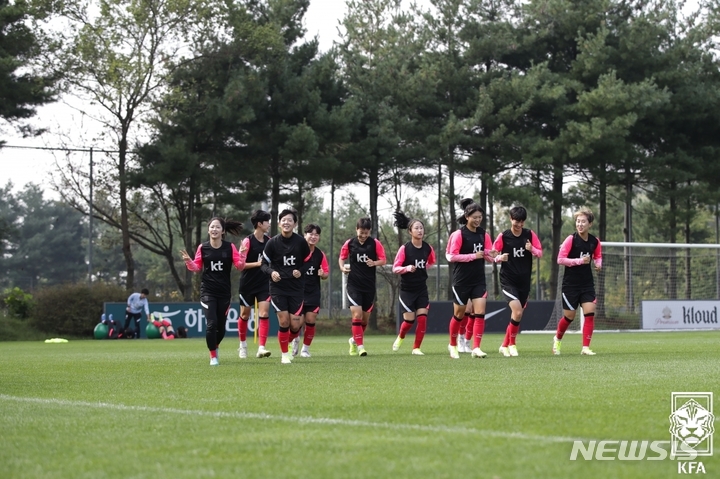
{"left": 29, "top": 283, "right": 127, "bottom": 336}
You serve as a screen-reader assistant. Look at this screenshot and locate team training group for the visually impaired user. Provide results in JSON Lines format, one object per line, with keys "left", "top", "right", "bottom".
{"left": 179, "top": 199, "right": 602, "bottom": 365}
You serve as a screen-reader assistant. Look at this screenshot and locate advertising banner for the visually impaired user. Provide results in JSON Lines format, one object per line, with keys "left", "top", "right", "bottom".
{"left": 103, "top": 302, "right": 279, "bottom": 338}
{"left": 642, "top": 300, "right": 720, "bottom": 330}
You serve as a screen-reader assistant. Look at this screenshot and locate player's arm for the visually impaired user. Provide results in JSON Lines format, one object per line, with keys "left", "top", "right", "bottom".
{"left": 392, "top": 245, "right": 411, "bottom": 274}
{"left": 231, "top": 243, "right": 248, "bottom": 270}
{"left": 445, "top": 230, "right": 476, "bottom": 263}
{"left": 557, "top": 236, "right": 584, "bottom": 266}
{"left": 319, "top": 252, "right": 329, "bottom": 280}
{"left": 338, "top": 239, "right": 350, "bottom": 273}
{"left": 593, "top": 240, "right": 603, "bottom": 270}
{"left": 372, "top": 239, "right": 387, "bottom": 267}
{"left": 181, "top": 245, "right": 203, "bottom": 272}
{"left": 529, "top": 231, "right": 543, "bottom": 258}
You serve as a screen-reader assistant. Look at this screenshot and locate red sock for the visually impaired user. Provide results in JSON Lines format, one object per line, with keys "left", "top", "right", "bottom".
{"left": 399, "top": 320, "right": 413, "bottom": 339}
{"left": 509, "top": 320, "right": 520, "bottom": 346}
{"left": 303, "top": 323, "right": 315, "bottom": 346}
{"left": 258, "top": 317, "right": 269, "bottom": 346}
{"left": 361, "top": 323, "right": 367, "bottom": 333}
{"left": 289, "top": 329, "right": 300, "bottom": 341}
{"left": 238, "top": 318, "right": 248, "bottom": 342}
{"left": 278, "top": 327, "right": 290, "bottom": 353}
{"left": 161, "top": 330, "right": 167, "bottom": 339}
{"left": 502, "top": 324, "right": 511, "bottom": 348}
{"left": 582, "top": 313, "right": 595, "bottom": 347}
{"left": 414, "top": 314, "right": 427, "bottom": 349}
{"left": 210, "top": 349, "right": 217, "bottom": 359}
{"left": 556, "top": 316, "right": 572, "bottom": 340}
{"left": 449, "top": 315, "right": 462, "bottom": 346}
{"left": 352, "top": 320, "right": 364, "bottom": 347}
{"left": 472, "top": 314, "right": 485, "bottom": 349}
{"left": 459, "top": 313, "right": 469, "bottom": 336}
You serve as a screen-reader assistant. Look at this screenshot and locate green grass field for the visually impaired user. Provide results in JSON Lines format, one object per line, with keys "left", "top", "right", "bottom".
{"left": 1, "top": 331, "right": 717, "bottom": 479}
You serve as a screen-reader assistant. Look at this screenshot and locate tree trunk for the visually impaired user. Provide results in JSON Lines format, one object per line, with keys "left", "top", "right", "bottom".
{"left": 270, "top": 157, "right": 281, "bottom": 236}
{"left": 668, "top": 181, "right": 677, "bottom": 299}
{"left": 119, "top": 127, "right": 134, "bottom": 291}
{"left": 596, "top": 170, "right": 607, "bottom": 320}
{"left": 549, "top": 161, "right": 564, "bottom": 301}
{"left": 369, "top": 165, "right": 379, "bottom": 330}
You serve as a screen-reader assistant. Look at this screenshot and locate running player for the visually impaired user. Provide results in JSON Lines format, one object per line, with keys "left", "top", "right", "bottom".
{"left": 391, "top": 210, "right": 436, "bottom": 355}
{"left": 290, "top": 223, "right": 329, "bottom": 358}
{"left": 493, "top": 206, "right": 543, "bottom": 357}
{"left": 339, "top": 217, "right": 387, "bottom": 357}
{"left": 238, "top": 210, "right": 273, "bottom": 359}
{"left": 181, "top": 217, "right": 247, "bottom": 366}
{"left": 446, "top": 199, "right": 497, "bottom": 359}
{"left": 260, "top": 208, "right": 311, "bottom": 364}
{"left": 553, "top": 208, "right": 602, "bottom": 356}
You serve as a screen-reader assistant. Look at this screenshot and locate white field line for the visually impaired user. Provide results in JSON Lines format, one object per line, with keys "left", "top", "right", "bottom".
{"left": 0, "top": 393, "right": 584, "bottom": 443}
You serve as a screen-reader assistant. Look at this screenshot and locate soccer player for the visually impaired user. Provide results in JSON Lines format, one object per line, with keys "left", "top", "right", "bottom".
{"left": 260, "top": 208, "right": 311, "bottom": 364}
{"left": 123, "top": 288, "right": 150, "bottom": 338}
{"left": 238, "top": 210, "right": 273, "bottom": 359}
{"left": 553, "top": 208, "right": 602, "bottom": 356}
{"left": 181, "top": 217, "right": 247, "bottom": 366}
{"left": 446, "top": 199, "right": 497, "bottom": 359}
{"left": 290, "top": 223, "right": 329, "bottom": 358}
{"left": 493, "top": 206, "right": 543, "bottom": 357}
{"left": 339, "top": 217, "right": 387, "bottom": 357}
{"left": 391, "top": 211, "right": 436, "bottom": 355}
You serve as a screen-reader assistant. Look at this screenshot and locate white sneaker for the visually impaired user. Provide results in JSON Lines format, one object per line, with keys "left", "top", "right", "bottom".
{"left": 471, "top": 348, "right": 488, "bottom": 358}
{"left": 256, "top": 346, "right": 272, "bottom": 358}
{"left": 210, "top": 357, "right": 219, "bottom": 366}
{"left": 392, "top": 335, "right": 403, "bottom": 352}
{"left": 300, "top": 348, "right": 311, "bottom": 358}
{"left": 448, "top": 344, "right": 459, "bottom": 359}
{"left": 281, "top": 352, "right": 292, "bottom": 364}
{"left": 499, "top": 346, "right": 510, "bottom": 357}
{"left": 238, "top": 344, "right": 248, "bottom": 359}
{"left": 552, "top": 337, "right": 561, "bottom": 355}
{"left": 463, "top": 337, "right": 473, "bottom": 353}
{"left": 291, "top": 337, "right": 300, "bottom": 357}
{"left": 508, "top": 345, "right": 519, "bottom": 357}
{"left": 581, "top": 347, "right": 596, "bottom": 356}
{"left": 411, "top": 348, "right": 424, "bottom": 356}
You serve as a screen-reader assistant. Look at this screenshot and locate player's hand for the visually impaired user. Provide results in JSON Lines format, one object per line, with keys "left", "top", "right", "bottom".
{"left": 180, "top": 249, "right": 190, "bottom": 261}
{"left": 525, "top": 240, "right": 532, "bottom": 250}
{"left": 595, "top": 264, "right": 602, "bottom": 272}
{"left": 366, "top": 259, "right": 376, "bottom": 267}
{"left": 271, "top": 271, "right": 281, "bottom": 282}
{"left": 292, "top": 269, "right": 301, "bottom": 278}
{"left": 342, "top": 265, "right": 350, "bottom": 274}
{"left": 239, "top": 243, "right": 248, "bottom": 253}
{"left": 500, "top": 253, "right": 509, "bottom": 262}
{"left": 408, "top": 265, "right": 417, "bottom": 273}
{"left": 582, "top": 256, "right": 591, "bottom": 264}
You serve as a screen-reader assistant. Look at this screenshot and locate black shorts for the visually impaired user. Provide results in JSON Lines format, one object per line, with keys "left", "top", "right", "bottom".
{"left": 270, "top": 294, "right": 304, "bottom": 316}
{"left": 399, "top": 289, "right": 429, "bottom": 313}
{"left": 561, "top": 288, "right": 596, "bottom": 311}
{"left": 239, "top": 283, "right": 270, "bottom": 307}
{"left": 302, "top": 304, "right": 320, "bottom": 315}
{"left": 346, "top": 285, "right": 375, "bottom": 312}
{"left": 451, "top": 283, "right": 487, "bottom": 306}
{"left": 501, "top": 284, "right": 529, "bottom": 308}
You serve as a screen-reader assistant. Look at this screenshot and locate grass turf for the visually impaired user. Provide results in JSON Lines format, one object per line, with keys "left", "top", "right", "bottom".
{"left": 1, "top": 331, "right": 717, "bottom": 479}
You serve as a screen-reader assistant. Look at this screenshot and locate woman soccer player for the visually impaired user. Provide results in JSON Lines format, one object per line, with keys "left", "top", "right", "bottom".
{"left": 446, "top": 199, "right": 497, "bottom": 359}
{"left": 493, "top": 206, "right": 543, "bottom": 357}
{"left": 553, "top": 208, "right": 602, "bottom": 356}
{"left": 260, "top": 208, "right": 311, "bottom": 364}
{"left": 391, "top": 211, "right": 436, "bottom": 355}
{"left": 238, "top": 210, "right": 273, "bottom": 359}
{"left": 181, "top": 217, "right": 247, "bottom": 366}
{"left": 338, "top": 217, "right": 387, "bottom": 357}
{"left": 290, "top": 223, "right": 329, "bottom": 358}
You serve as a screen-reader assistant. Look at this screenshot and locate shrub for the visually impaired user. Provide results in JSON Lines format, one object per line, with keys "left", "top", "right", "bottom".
{"left": 29, "top": 283, "right": 127, "bottom": 336}
{"left": 3, "top": 287, "right": 34, "bottom": 319}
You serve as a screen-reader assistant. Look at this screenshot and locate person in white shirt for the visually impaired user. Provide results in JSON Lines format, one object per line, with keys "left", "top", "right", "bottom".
{"left": 124, "top": 288, "right": 150, "bottom": 338}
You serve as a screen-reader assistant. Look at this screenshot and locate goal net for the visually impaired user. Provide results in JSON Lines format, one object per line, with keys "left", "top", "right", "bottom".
{"left": 545, "top": 242, "right": 720, "bottom": 331}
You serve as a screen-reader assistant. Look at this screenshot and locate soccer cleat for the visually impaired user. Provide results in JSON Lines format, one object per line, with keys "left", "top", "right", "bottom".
{"left": 552, "top": 337, "right": 562, "bottom": 355}
{"left": 471, "top": 348, "right": 488, "bottom": 358}
{"left": 411, "top": 348, "right": 424, "bottom": 356}
{"left": 499, "top": 346, "right": 510, "bottom": 357}
{"left": 508, "top": 345, "right": 518, "bottom": 357}
{"left": 448, "top": 344, "right": 460, "bottom": 359}
{"left": 291, "top": 337, "right": 300, "bottom": 357}
{"left": 210, "top": 357, "right": 219, "bottom": 366}
{"left": 238, "top": 345, "right": 248, "bottom": 359}
{"left": 256, "top": 346, "right": 272, "bottom": 358}
{"left": 281, "top": 352, "right": 292, "bottom": 364}
{"left": 358, "top": 346, "right": 368, "bottom": 357}
{"left": 459, "top": 337, "right": 470, "bottom": 353}
{"left": 581, "top": 347, "right": 596, "bottom": 356}
{"left": 392, "top": 336, "right": 404, "bottom": 352}
{"left": 348, "top": 337, "right": 358, "bottom": 356}
{"left": 300, "top": 349, "right": 311, "bottom": 358}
